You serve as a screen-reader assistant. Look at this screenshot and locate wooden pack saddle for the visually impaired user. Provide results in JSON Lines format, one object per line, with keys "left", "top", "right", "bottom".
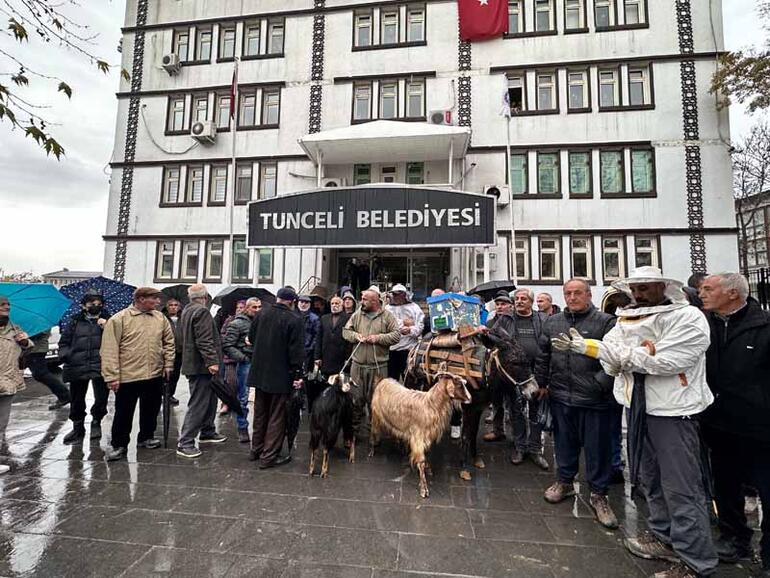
{"left": 407, "top": 331, "right": 488, "bottom": 390}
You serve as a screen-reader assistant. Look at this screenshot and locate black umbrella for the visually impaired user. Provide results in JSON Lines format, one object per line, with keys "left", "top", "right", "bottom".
{"left": 161, "top": 284, "right": 190, "bottom": 307}
{"left": 468, "top": 280, "right": 517, "bottom": 302}
{"left": 210, "top": 373, "right": 245, "bottom": 417}
{"left": 627, "top": 373, "right": 647, "bottom": 494}
{"left": 213, "top": 286, "right": 276, "bottom": 316}
{"left": 162, "top": 378, "right": 172, "bottom": 449}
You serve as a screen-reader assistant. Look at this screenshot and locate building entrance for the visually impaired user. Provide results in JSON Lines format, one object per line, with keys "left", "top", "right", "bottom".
{"left": 336, "top": 249, "right": 449, "bottom": 302}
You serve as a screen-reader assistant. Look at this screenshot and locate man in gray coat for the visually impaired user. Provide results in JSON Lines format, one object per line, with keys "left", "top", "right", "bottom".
{"left": 177, "top": 284, "right": 227, "bottom": 458}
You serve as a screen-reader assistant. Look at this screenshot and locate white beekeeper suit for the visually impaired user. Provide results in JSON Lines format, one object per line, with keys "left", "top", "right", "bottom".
{"left": 385, "top": 284, "right": 424, "bottom": 352}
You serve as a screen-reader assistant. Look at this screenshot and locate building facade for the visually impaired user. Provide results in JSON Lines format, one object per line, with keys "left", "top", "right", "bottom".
{"left": 42, "top": 269, "right": 101, "bottom": 289}
{"left": 105, "top": 0, "right": 738, "bottom": 304}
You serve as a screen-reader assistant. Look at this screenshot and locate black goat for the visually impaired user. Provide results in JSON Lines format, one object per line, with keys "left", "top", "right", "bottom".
{"left": 308, "top": 373, "right": 355, "bottom": 478}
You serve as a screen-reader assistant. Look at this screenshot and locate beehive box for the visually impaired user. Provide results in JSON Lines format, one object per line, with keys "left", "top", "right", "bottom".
{"left": 426, "top": 293, "right": 482, "bottom": 333}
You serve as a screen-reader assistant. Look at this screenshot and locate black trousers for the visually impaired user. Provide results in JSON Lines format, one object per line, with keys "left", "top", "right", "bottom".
{"left": 27, "top": 353, "right": 70, "bottom": 402}
{"left": 387, "top": 349, "right": 409, "bottom": 381}
{"left": 704, "top": 427, "right": 770, "bottom": 564}
{"left": 251, "top": 390, "right": 288, "bottom": 466}
{"left": 68, "top": 377, "right": 109, "bottom": 423}
{"left": 110, "top": 377, "right": 162, "bottom": 449}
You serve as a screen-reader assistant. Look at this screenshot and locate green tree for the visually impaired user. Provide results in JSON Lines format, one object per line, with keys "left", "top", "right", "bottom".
{"left": 1, "top": 0, "right": 127, "bottom": 159}
{"left": 711, "top": 1, "right": 770, "bottom": 112}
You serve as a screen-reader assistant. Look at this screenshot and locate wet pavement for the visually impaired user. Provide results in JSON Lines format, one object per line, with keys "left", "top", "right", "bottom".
{"left": 0, "top": 378, "right": 762, "bottom": 577}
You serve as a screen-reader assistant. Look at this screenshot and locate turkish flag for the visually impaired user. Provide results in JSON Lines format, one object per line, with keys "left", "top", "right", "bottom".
{"left": 458, "top": 0, "right": 509, "bottom": 41}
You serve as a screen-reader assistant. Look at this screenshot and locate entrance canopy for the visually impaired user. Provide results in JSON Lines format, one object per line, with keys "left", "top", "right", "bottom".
{"left": 298, "top": 120, "right": 471, "bottom": 164}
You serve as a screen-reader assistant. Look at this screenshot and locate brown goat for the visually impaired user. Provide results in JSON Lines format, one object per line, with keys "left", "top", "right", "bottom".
{"left": 368, "top": 366, "right": 471, "bottom": 498}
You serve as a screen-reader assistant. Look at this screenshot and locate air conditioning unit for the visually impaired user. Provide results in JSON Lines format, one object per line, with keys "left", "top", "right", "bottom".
{"left": 162, "top": 53, "right": 181, "bottom": 75}
{"left": 428, "top": 109, "right": 453, "bottom": 126}
{"left": 322, "top": 177, "right": 345, "bottom": 187}
{"left": 484, "top": 184, "right": 511, "bottom": 207}
{"left": 191, "top": 120, "right": 217, "bottom": 145}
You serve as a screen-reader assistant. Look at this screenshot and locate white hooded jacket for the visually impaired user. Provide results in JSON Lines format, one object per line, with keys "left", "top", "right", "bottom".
{"left": 600, "top": 302, "right": 713, "bottom": 417}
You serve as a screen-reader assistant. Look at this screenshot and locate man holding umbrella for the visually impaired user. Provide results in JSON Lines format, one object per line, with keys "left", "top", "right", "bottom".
{"left": 101, "top": 287, "right": 176, "bottom": 461}
{"left": 177, "top": 284, "right": 227, "bottom": 458}
{"left": 552, "top": 267, "right": 717, "bottom": 578}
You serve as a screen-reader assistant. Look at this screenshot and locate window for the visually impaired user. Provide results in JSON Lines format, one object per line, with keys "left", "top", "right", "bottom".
{"left": 204, "top": 241, "right": 224, "bottom": 281}
{"left": 259, "top": 163, "right": 277, "bottom": 199}
{"left": 239, "top": 91, "right": 256, "bottom": 127}
{"left": 507, "top": 75, "right": 525, "bottom": 112}
{"left": 186, "top": 165, "right": 204, "bottom": 203}
{"left": 508, "top": 1, "right": 524, "bottom": 34}
{"left": 407, "top": 162, "right": 424, "bottom": 185}
{"left": 567, "top": 70, "right": 588, "bottom": 110}
{"left": 156, "top": 241, "right": 175, "bottom": 280}
{"left": 380, "top": 82, "right": 397, "bottom": 119}
{"left": 167, "top": 96, "right": 186, "bottom": 132}
{"left": 231, "top": 238, "right": 250, "bottom": 282}
{"left": 595, "top": 0, "right": 615, "bottom": 27}
{"left": 535, "top": 0, "right": 554, "bottom": 31}
{"left": 193, "top": 94, "right": 208, "bottom": 123}
{"left": 536, "top": 73, "right": 556, "bottom": 110}
{"left": 406, "top": 80, "right": 425, "bottom": 118}
{"left": 209, "top": 165, "right": 228, "bottom": 204}
{"left": 513, "top": 237, "right": 530, "bottom": 280}
{"left": 565, "top": 0, "right": 585, "bottom": 29}
{"left": 180, "top": 240, "right": 199, "bottom": 281}
{"left": 381, "top": 166, "right": 397, "bottom": 183}
{"left": 196, "top": 27, "right": 212, "bottom": 61}
{"left": 407, "top": 8, "right": 425, "bottom": 42}
{"left": 173, "top": 30, "right": 189, "bottom": 61}
{"left": 267, "top": 20, "right": 284, "bottom": 55}
{"left": 381, "top": 10, "right": 398, "bottom": 44}
{"left": 600, "top": 151, "right": 624, "bottom": 194}
{"left": 628, "top": 67, "right": 651, "bottom": 106}
{"left": 599, "top": 69, "right": 619, "bottom": 108}
{"left": 602, "top": 237, "right": 626, "bottom": 281}
{"left": 353, "top": 83, "right": 372, "bottom": 121}
{"left": 568, "top": 152, "right": 591, "bottom": 195}
{"left": 219, "top": 25, "right": 236, "bottom": 59}
{"left": 624, "top": 0, "right": 643, "bottom": 24}
{"left": 634, "top": 236, "right": 659, "bottom": 268}
{"left": 509, "top": 153, "right": 528, "bottom": 194}
{"left": 216, "top": 94, "right": 231, "bottom": 129}
{"left": 262, "top": 90, "right": 280, "bottom": 125}
{"left": 162, "top": 167, "right": 181, "bottom": 204}
{"left": 257, "top": 249, "right": 274, "bottom": 283}
{"left": 537, "top": 153, "right": 559, "bottom": 194}
{"left": 244, "top": 22, "right": 261, "bottom": 56}
{"left": 539, "top": 238, "right": 561, "bottom": 280}
{"left": 354, "top": 11, "right": 373, "bottom": 47}
{"left": 571, "top": 237, "right": 593, "bottom": 278}
{"left": 354, "top": 164, "right": 371, "bottom": 185}
{"left": 235, "top": 164, "right": 253, "bottom": 203}
{"left": 631, "top": 149, "right": 655, "bottom": 193}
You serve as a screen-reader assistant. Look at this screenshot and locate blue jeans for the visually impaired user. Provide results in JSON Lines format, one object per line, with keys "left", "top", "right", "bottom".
{"left": 236, "top": 362, "right": 250, "bottom": 431}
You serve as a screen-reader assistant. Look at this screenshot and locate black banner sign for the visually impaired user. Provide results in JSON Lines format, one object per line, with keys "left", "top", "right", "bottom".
{"left": 247, "top": 187, "right": 496, "bottom": 247}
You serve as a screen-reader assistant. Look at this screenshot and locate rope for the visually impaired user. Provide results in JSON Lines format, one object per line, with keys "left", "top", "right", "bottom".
{"left": 489, "top": 349, "right": 536, "bottom": 388}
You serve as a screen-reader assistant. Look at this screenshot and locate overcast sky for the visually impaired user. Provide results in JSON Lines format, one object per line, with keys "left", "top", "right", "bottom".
{"left": 0, "top": 1, "right": 767, "bottom": 276}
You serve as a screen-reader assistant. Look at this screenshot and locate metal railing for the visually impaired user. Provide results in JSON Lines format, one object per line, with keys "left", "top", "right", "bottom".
{"left": 747, "top": 267, "right": 770, "bottom": 310}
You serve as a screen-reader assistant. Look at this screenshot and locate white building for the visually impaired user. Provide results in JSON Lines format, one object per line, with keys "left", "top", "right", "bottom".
{"left": 105, "top": 0, "right": 738, "bottom": 304}
{"left": 42, "top": 269, "right": 101, "bottom": 289}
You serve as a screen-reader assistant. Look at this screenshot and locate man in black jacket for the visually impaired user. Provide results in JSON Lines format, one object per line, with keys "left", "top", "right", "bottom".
{"left": 535, "top": 279, "right": 618, "bottom": 529}
{"left": 59, "top": 289, "right": 110, "bottom": 444}
{"left": 311, "top": 296, "right": 351, "bottom": 411}
{"left": 247, "top": 287, "right": 305, "bottom": 469}
{"left": 222, "top": 297, "right": 261, "bottom": 442}
{"left": 701, "top": 272, "right": 770, "bottom": 573}
{"left": 177, "top": 284, "right": 226, "bottom": 458}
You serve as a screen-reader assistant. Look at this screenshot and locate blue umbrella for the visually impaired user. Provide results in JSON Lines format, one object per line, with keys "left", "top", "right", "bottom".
{"left": 59, "top": 276, "right": 136, "bottom": 330}
{"left": 0, "top": 283, "right": 73, "bottom": 336}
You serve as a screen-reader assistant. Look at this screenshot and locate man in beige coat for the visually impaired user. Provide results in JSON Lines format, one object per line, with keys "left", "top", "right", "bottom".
{"left": 343, "top": 289, "right": 400, "bottom": 440}
{"left": 0, "top": 295, "right": 32, "bottom": 474}
{"left": 101, "top": 287, "right": 175, "bottom": 461}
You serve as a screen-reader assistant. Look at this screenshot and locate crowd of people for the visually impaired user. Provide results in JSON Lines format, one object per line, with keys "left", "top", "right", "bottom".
{"left": 0, "top": 268, "right": 767, "bottom": 578}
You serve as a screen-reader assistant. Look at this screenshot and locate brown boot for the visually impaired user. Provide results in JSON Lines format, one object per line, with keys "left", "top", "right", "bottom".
{"left": 589, "top": 493, "right": 618, "bottom": 529}
{"left": 543, "top": 481, "right": 575, "bottom": 504}
{"left": 623, "top": 530, "right": 679, "bottom": 563}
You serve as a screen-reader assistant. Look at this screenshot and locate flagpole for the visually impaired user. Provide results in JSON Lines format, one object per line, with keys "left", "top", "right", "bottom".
{"left": 506, "top": 114, "right": 518, "bottom": 285}
{"left": 227, "top": 58, "right": 239, "bottom": 285}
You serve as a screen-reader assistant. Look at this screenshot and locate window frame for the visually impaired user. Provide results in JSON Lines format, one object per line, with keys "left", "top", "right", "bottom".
{"left": 267, "top": 19, "right": 285, "bottom": 55}
{"left": 406, "top": 162, "right": 425, "bottom": 185}
{"left": 194, "top": 27, "right": 213, "bottom": 63}
{"left": 203, "top": 240, "right": 224, "bottom": 283}
{"left": 566, "top": 69, "right": 590, "bottom": 112}
{"left": 352, "top": 82, "right": 373, "bottom": 122}
{"left": 208, "top": 165, "right": 228, "bottom": 206}
{"left": 405, "top": 78, "right": 426, "bottom": 118}
{"left": 231, "top": 236, "right": 251, "bottom": 283}
{"left": 569, "top": 235, "right": 594, "bottom": 281}
{"left": 628, "top": 65, "right": 654, "bottom": 108}
{"left": 508, "top": 152, "right": 528, "bottom": 195}
{"left": 630, "top": 147, "right": 656, "bottom": 196}
{"left": 353, "top": 9, "right": 374, "bottom": 47}
{"left": 191, "top": 93, "right": 209, "bottom": 124}
{"left": 538, "top": 236, "right": 562, "bottom": 282}
{"left": 178, "top": 240, "right": 200, "bottom": 282}
{"left": 599, "top": 149, "right": 626, "bottom": 196}
{"left": 261, "top": 88, "right": 281, "bottom": 126}
{"left": 234, "top": 163, "right": 253, "bottom": 205}
{"left": 534, "top": 0, "right": 555, "bottom": 32}
{"left": 507, "top": 0, "right": 525, "bottom": 35}
{"left": 623, "top": 0, "right": 647, "bottom": 26}
{"left": 536, "top": 151, "right": 561, "bottom": 196}
{"left": 257, "top": 248, "right": 274, "bottom": 284}
{"left": 218, "top": 24, "right": 237, "bottom": 61}
{"left": 407, "top": 6, "right": 426, "bottom": 43}
{"left": 536, "top": 71, "right": 558, "bottom": 112}
{"left": 185, "top": 165, "right": 205, "bottom": 204}
{"left": 173, "top": 29, "right": 190, "bottom": 62}
{"left": 512, "top": 235, "right": 531, "bottom": 281}
{"left": 155, "top": 240, "right": 176, "bottom": 282}
{"left": 507, "top": 73, "right": 527, "bottom": 113}
{"left": 379, "top": 81, "right": 399, "bottom": 119}
{"left": 564, "top": 0, "right": 587, "bottom": 32}
{"left": 166, "top": 95, "right": 187, "bottom": 134}
{"left": 215, "top": 93, "right": 232, "bottom": 131}
{"left": 594, "top": 0, "right": 616, "bottom": 29}
{"left": 633, "top": 235, "right": 661, "bottom": 269}
{"left": 238, "top": 89, "right": 257, "bottom": 128}
{"left": 353, "top": 164, "right": 371, "bottom": 185}
{"left": 600, "top": 235, "right": 627, "bottom": 283}
{"left": 259, "top": 162, "right": 278, "bottom": 199}
{"left": 380, "top": 9, "right": 400, "bottom": 46}
{"left": 242, "top": 21, "right": 261, "bottom": 57}
{"left": 567, "top": 150, "right": 593, "bottom": 198}
{"left": 598, "top": 67, "right": 621, "bottom": 110}
{"left": 160, "top": 166, "right": 182, "bottom": 206}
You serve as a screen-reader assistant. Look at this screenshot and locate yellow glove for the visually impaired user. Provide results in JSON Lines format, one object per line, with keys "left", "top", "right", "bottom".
{"left": 551, "top": 327, "right": 602, "bottom": 359}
